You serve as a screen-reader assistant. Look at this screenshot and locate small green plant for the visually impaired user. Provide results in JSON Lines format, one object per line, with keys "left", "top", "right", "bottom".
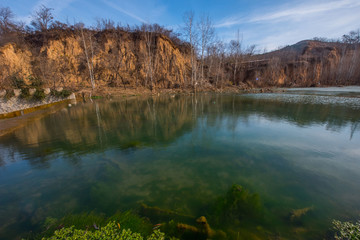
{"left": 50, "top": 89, "right": 72, "bottom": 98}
{"left": 33, "top": 89, "right": 46, "bottom": 101}
{"left": 333, "top": 219, "right": 360, "bottom": 240}
{"left": 91, "top": 96, "right": 103, "bottom": 99}
{"left": 28, "top": 75, "right": 44, "bottom": 88}
{"left": 50, "top": 89, "right": 58, "bottom": 96}
{"left": 20, "top": 88, "right": 31, "bottom": 99}
{"left": 59, "top": 89, "right": 71, "bottom": 98}
{"left": 11, "top": 75, "right": 26, "bottom": 89}
{"left": 41, "top": 221, "right": 166, "bottom": 240}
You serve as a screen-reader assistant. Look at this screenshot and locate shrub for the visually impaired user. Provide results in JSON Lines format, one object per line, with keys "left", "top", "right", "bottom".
{"left": 28, "top": 75, "right": 44, "bottom": 87}
{"left": 41, "top": 221, "right": 166, "bottom": 240}
{"left": 11, "top": 75, "right": 26, "bottom": 89}
{"left": 333, "top": 219, "right": 360, "bottom": 240}
{"left": 50, "top": 89, "right": 72, "bottom": 98}
{"left": 33, "top": 89, "right": 46, "bottom": 101}
{"left": 20, "top": 88, "right": 31, "bottom": 99}
{"left": 59, "top": 89, "right": 71, "bottom": 98}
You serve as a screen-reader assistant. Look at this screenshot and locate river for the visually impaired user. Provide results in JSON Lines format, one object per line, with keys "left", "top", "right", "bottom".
{"left": 0, "top": 88, "right": 359, "bottom": 239}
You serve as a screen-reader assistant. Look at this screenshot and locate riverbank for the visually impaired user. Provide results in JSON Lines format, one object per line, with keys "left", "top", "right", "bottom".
{"left": 0, "top": 94, "right": 75, "bottom": 115}
{"left": 2, "top": 85, "right": 352, "bottom": 137}
{"left": 2, "top": 84, "right": 353, "bottom": 116}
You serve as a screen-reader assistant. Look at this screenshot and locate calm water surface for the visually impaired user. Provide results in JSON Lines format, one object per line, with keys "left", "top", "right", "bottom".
{"left": 0, "top": 89, "right": 360, "bottom": 239}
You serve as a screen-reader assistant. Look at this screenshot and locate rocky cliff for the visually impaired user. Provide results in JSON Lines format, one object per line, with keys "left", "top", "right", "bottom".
{"left": 0, "top": 29, "right": 191, "bottom": 90}
{"left": 1, "top": 31, "right": 359, "bottom": 91}
{"left": 244, "top": 40, "right": 360, "bottom": 87}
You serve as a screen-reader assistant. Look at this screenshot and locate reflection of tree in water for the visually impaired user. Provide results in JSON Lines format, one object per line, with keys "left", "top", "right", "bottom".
{"left": 0, "top": 96, "right": 197, "bottom": 167}
{"left": 350, "top": 122, "right": 359, "bottom": 140}
{"left": 0, "top": 94, "right": 359, "bottom": 168}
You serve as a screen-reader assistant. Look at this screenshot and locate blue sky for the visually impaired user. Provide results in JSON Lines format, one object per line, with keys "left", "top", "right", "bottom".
{"left": 2, "top": 0, "right": 360, "bottom": 51}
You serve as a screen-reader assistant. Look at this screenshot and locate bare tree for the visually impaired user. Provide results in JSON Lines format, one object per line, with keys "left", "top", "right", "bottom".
{"left": 183, "top": 11, "right": 198, "bottom": 89}
{"left": 206, "top": 41, "right": 226, "bottom": 89}
{"left": 342, "top": 29, "right": 360, "bottom": 44}
{"left": 198, "top": 15, "right": 214, "bottom": 85}
{"left": 80, "top": 28, "right": 95, "bottom": 89}
{"left": 244, "top": 44, "right": 257, "bottom": 56}
{"left": 229, "top": 30, "right": 242, "bottom": 84}
{"left": 215, "top": 41, "right": 226, "bottom": 89}
{"left": 95, "top": 18, "right": 115, "bottom": 31}
{"left": 30, "top": 5, "right": 54, "bottom": 31}
{"left": 141, "top": 24, "right": 156, "bottom": 91}
{"left": 0, "top": 7, "right": 15, "bottom": 34}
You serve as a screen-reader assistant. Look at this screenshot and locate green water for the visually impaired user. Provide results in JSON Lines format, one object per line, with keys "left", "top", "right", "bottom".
{"left": 0, "top": 90, "right": 360, "bottom": 239}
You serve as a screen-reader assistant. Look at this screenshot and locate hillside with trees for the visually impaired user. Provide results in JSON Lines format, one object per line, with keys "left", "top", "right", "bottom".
{"left": 1, "top": 6, "right": 359, "bottom": 93}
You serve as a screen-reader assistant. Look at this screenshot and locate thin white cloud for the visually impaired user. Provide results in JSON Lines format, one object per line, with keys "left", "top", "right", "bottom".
{"left": 102, "top": 0, "right": 146, "bottom": 23}
{"left": 249, "top": 0, "right": 360, "bottom": 23}
{"left": 214, "top": 16, "right": 244, "bottom": 28}
{"left": 215, "top": 0, "right": 360, "bottom": 51}
{"left": 215, "top": 0, "right": 360, "bottom": 28}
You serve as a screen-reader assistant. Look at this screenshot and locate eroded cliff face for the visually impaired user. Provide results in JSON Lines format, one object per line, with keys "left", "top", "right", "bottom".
{"left": 246, "top": 41, "right": 360, "bottom": 87}
{"left": 1, "top": 34, "right": 359, "bottom": 90}
{"left": 0, "top": 30, "right": 191, "bottom": 89}
{"left": 0, "top": 44, "right": 33, "bottom": 84}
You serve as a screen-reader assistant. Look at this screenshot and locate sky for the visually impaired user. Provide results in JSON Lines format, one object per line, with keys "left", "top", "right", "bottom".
{"left": 2, "top": 0, "right": 360, "bottom": 51}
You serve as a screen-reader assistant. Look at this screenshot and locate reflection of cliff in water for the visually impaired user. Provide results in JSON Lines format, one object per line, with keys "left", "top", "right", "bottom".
{"left": 0, "top": 94, "right": 359, "bottom": 167}
{"left": 0, "top": 96, "right": 195, "bottom": 167}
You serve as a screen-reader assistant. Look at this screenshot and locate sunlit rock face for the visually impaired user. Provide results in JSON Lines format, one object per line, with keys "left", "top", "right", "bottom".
{"left": 0, "top": 31, "right": 191, "bottom": 89}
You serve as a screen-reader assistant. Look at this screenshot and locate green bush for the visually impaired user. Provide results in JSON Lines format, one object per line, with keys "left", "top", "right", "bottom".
{"left": 59, "top": 89, "right": 71, "bottom": 98}
{"left": 11, "top": 75, "right": 26, "bottom": 89}
{"left": 41, "top": 221, "right": 165, "bottom": 240}
{"left": 33, "top": 89, "right": 46, "bottom": 101}
{"left": 333, "top": 219, "right": 360, "bottom": 240}
{"left": 20, "top": 88, "right": 31, "bottom": 99}
{"left": 50, "top": 89, "right": 72, "bottom": 98}
{"left": 28, "top": 75, "right": 44, "bottom": 87}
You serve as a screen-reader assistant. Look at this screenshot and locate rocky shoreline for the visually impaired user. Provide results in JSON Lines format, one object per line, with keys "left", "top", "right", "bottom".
{"left": 0, "top": 86, "right": 279, "bottom": 117}
{"left": 0, "top": 88, "right": 76, "bottom": 117}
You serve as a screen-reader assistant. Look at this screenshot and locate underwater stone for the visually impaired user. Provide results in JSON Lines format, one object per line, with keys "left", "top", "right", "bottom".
{"left": 289, "top": 207, "right": 312, "bottom": 222}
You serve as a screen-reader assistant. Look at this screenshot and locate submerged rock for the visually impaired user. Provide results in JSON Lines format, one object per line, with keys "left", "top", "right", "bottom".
{"left": 176, "top": 216, "right": 226, "bottom": 239}
{"left": 139, "top": 203, "right": 193, "bottom": 223}
{"left": 289, "top": 207, "right": 312, "bottom": 222}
